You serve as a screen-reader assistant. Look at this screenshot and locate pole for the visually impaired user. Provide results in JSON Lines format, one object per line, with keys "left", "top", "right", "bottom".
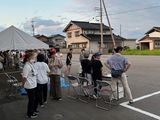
{"left": 120, "top": 24, "right": 122, "bottom": 36}
{"left": 100, "top": 0, "right": 103, "bottom": 52}
{"left": 31, "top": 20, "right": 35, "bottom": 36}
{"left": 102, "top": 0, "right": 116, "bottom": 46}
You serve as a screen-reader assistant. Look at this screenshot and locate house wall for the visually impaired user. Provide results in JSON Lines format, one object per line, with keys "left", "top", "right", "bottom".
{"left": 66, "top": 24, "right": 89, "bottom": 48}
{"left": 38, "top": 36, "right": 48, "bottom": 41}
{"left": 89, "top": 41, "right": 99, "bottom": 53}
{"left": 149, "top": 31, "right": 160, "bottom": 37}
{"left": 124, "top": 40, "right": 136, "bottom": 49}
{"left": 140, "top": 39, "right": 154, "bottom": 50}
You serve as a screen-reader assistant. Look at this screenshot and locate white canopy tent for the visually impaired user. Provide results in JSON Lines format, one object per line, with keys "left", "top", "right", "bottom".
{"left": 0, "top": 25, "right": 49, "bottom": 51}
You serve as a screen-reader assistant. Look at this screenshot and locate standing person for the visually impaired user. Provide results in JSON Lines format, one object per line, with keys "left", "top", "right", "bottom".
{"left": 91, "top": 52, "right": 103, "bottom": 97}
{"left": 44, "top": 50, "right": 49, "bottom": 64}
{"left": 79, "top": 48, "right": 85, "bottom": 62}
{"left": 14, "top": 52, "right": 20, "bottom": 71}
{"left": 79, "top": 48, "right": 85, "bottom": 74}
{"left": 64, "top": 48, "right": 73, "bottom": 74}
{"left": 34, "top": 54, "right": 50, "bottom": 107}
{"left": 105, "top": 46, "right": 133, "bottom": 104}
{"left": 48, "top": 52, "right": 63, "bottom": 100}
{"left": 22, "top": 52, "right": 39, "bottom": 118}
{"left": 81, "top": 51, "right": 92, "bottom": 84}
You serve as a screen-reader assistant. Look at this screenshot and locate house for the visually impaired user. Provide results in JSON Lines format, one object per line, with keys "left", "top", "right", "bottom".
{"left": 139, "top": 27, "right": 160, "bottom": 50}
{"left": 124, "top": 39, "right": 136, "bottom": 49}
{"left": 48, "top": 34, "right": 66, "bottom": 48}
{"left": 63, "top": 21, "right": 126, "bottom": 53}
{"left": 34, "top": 34, "right": 66, "bottom": 49}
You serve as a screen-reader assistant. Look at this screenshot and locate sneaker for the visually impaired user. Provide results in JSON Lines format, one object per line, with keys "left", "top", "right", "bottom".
{"left": 128, "top": 100, "right": 133, "bottom": 104}
{"left": 40, "top": 104, "right": 44, "bottom": 107}
{"left": 44, "top": 101, "right": 47, "bottom": 104}
{"left": 26, "top": 114, "right": 37, "bottom": 119}
{"left": 34, "top": 111, "right": 39, "bottom": 115}
{"left": 92, "top": 94, "right": 97, "bottom": 99}
{"left": 58, "top": 98, "right": 62, "bottom": 101}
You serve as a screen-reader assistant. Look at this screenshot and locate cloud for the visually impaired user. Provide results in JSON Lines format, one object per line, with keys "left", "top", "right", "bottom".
{"left": 20, "top": 17, "right": 64, "bottom": 36}
{"left": 65, "top": 0, "right": 160, "bottom": 39}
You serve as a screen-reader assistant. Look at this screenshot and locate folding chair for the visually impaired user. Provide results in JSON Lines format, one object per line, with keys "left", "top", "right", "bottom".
{"left": 4, "top": 72, "right": 16, "bottom": 94}
{"left": 9, "top": 76, "right": 22, "bottom": 98}
{"left": 96, "top": 80, "right": 117, "bottom": 110}
{"left": 78, "top": 77, "right": 95, "bottom": 103}
{"left": 67, "top": 75, "right": 80, "bottom": 99}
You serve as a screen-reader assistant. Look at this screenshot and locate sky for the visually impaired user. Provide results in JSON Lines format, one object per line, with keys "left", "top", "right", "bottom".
{"left": 0, "top": 0, "right": 160, "bottom": 39}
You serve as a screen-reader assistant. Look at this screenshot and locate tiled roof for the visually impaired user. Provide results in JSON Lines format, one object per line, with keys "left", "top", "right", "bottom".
{"left": 139, "top": 35, "right": 160, "bottom": 41}
{"left": 34, "top": 34, "right": 48, "bottom": 38}
{"left": 48, "top": 34, "right": 65, "bottom": 38}
{"left": 63, "top": 21, "right": 111, "bottom": 32}
{"left": 145, "top": 27, "right": 160, "bottom": 34}
{"left": 81, "top": 34, "right": 126, "bottom": 41}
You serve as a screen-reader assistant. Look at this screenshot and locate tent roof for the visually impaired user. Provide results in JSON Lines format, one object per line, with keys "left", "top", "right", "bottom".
{"left": 0, "top": 25, "right": 49, "bottom": 51}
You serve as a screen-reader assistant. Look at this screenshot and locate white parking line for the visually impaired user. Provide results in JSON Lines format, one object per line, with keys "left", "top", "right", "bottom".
{"left": 120, "top": 91, "right": 160, "bottom": 120}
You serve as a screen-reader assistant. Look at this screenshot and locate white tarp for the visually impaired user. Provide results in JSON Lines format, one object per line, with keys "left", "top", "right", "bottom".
{"left": 0, "top": 25, "right": 49, "bottom": 51}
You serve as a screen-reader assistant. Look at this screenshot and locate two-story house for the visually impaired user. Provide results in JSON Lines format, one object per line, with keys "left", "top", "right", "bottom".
{"left": 35, "top": 34, "right": 66, "bottom": 49}
{"left": 63, "top": 21, "right": 126, "bottom": 52}
{"left": 48, "top": 34, "right": 66, "bottom": 48}
{"left": 139, "top": 27, "right": 160, "bottom": 50}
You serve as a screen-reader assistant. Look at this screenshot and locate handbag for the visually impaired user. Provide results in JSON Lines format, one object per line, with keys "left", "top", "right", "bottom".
{"left": 111, "top": 69, "right": 123, "bottom": 78}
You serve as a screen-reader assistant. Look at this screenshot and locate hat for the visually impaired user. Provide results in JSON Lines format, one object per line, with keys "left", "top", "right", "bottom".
{"left": 94, "top": 52, "right": 102, "bottom": 56}
{"left": 83, "top": 52, "right": 89, "bottom": 58}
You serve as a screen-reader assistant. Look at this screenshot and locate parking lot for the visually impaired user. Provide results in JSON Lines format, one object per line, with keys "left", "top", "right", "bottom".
{"left": 0, "top": 54, "right": 160, "bottom": 120}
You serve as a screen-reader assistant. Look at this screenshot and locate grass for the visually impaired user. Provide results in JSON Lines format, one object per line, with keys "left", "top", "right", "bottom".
{"left": 123, "top": 49, "right": 160, "bottom": 55}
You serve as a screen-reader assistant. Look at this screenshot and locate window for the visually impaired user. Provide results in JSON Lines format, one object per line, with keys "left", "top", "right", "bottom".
{"left": 155, "top": 42, "right": 160, "bottom": 48}
{"left": 75, "top": 31, "right": 80, "bottom": 37}
{"left": 67, "top": 32, "right": 72, "bottom": 38}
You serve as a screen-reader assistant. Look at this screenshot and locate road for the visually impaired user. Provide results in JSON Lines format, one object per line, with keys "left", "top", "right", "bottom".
{"left": 0, "top": 54, "right": 160, "bottom": 120}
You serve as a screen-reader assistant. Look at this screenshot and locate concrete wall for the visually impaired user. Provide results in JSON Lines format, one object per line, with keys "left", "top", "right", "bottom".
{"left": 124, "top": 40, "right": 136, "bottom": 49}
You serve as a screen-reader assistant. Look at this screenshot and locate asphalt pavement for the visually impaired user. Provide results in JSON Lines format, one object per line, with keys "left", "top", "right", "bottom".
{"left": 0, "top": 54, "right": 160, "bottom": 120}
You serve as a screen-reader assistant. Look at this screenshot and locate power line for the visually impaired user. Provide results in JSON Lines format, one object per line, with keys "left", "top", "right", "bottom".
{"left": 108, "top": 5, "right": 160, "bottom": 15}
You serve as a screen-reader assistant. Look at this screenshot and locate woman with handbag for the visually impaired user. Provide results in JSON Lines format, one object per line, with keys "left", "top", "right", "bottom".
{"left": 48, "top": 52, "right": 63, "bottom": 100}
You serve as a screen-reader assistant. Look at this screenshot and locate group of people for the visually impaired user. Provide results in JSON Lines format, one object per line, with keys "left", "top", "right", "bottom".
{"left": 16, "top": 45, "right": 133, "bottom": 118}
{"left": 69, "top": 47, "right": 133, "bottom": 104}
{"left": 22, "top": 49, "right": 63, "bottom": 118}
{"left": 0, "top": 50, "right": 22, "bottom": 71}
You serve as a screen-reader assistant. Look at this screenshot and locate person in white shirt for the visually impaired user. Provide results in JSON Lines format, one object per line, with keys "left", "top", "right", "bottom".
{"left": 22, "top": 52, "right": 38, "bottom": 118}
{"left": 48, "top": 52, "right": 63, "bottom": 100}
{"left": 34, "top": 54, "right": 50, "bottom": 107}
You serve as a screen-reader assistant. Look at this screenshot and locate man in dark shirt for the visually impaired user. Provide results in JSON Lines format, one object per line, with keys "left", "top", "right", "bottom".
{"left": 64, "top": 48, "right": 73, "bottom": 74}
{"left": 91, "top": 52, "right": 103, "bottom": 96}
{"left": 81, "top": 51, "right": 92, "bottom": 83}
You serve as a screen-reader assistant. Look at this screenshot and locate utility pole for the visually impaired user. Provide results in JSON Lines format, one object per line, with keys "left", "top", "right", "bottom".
{"left": 120, "top": 24, "right": 122, "bottom": 36}
{"left": 102, "top": 0, "right": 115, "bottom": 46}
{"left": 100, "top": 0, "right": 103, "bottom": 52}
{"left": 31, "top": 20, "right": 35, "bottom": 36}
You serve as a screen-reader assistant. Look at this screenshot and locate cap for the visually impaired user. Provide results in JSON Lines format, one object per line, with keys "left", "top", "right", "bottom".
{"left": 94, "top": 52, "right": 102, "bottom": 56}
{"left": 83, "top": 52, "right": 90, "bottom": 58}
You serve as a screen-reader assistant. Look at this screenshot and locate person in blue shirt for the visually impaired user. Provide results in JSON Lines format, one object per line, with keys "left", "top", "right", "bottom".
{"left": 105, "top": 46, "right": 133, "bottom": 104}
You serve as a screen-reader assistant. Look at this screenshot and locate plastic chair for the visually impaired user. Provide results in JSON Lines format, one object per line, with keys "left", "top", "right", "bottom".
{"left": 96, "top": 80, "right": 117, "bottom": 110}
{"left": 67, "top": 75, "right": 80, "bottom": 99}
{"left": 78, "top": 77, "right": 95, "bottom": 103}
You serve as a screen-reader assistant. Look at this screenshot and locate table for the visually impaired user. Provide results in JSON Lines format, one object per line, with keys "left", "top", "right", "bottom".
{"left": 102, "top": 74, "right": 124, "bottom": 99}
